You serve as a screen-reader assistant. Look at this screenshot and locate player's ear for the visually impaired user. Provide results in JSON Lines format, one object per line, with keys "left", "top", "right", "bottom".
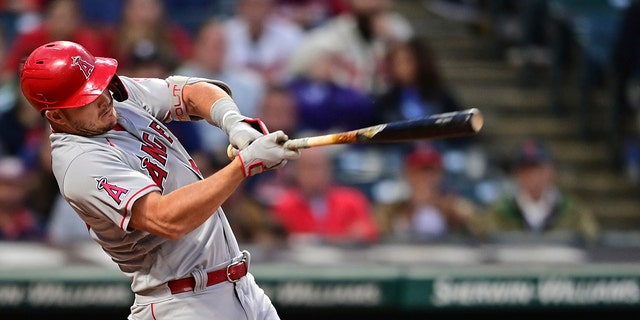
{"left": 44, "top": 109, "right": 65, "bottom": 124}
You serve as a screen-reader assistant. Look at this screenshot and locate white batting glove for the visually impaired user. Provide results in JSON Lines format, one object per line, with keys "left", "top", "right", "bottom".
{"left": 228, "top": 117, "right": 269, "bottom": 150}
{"left": 238, "top": 131, "right": 300, "bottom": 177}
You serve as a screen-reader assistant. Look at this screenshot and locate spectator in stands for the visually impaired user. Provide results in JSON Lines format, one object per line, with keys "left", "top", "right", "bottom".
{"left": 374, "top": 36, "right": 469, "bottom": 152}
{"left": 258, "top": 85, "right": 300, "bottom": 137}
{"left": 270, "top": 146, "right": 380, "bottom": 246}
{"left": 376, "top": 145, "right": 479, "bottom": 242}
{"left": 175, "top": 18, "right": 266, "bottom": 165}
{"left": 477, "top": 139, "right": 600, "bottom": 244}
{"left": 76, "top": 0, "right": 123, "bottom": 29}
{"left": 375, "top": 36, "right": 461, "bottom": 123}
{"left": 0, "top": 156, "right": 45, "bottom": 241}
{"left": 0, "top": 82, "right": 46, "bottom": 169}
{"left": 286, "top": 48, "right": 376, "bottom": 133}
{"left": 224, "top": 0, "right": 306, "bottom": 85}
{"left": 285, "top": 0, "right": 414, "bottom": 95}
{"left": 161, "top": 0, "right": 230, "bottom": 35}
{"left": 123, "top": 38, "right": 176, "bottom": 79}
{"left": 1, "top": 0, "right": 107, "bottom": 81}
{"left": 276, "top": 0, "right": 350, "bottom": 31}
{"left": 0, "top": 0, "right": 42, "bottom": 48}
{"left": 103, "top": 0, "right": 192, "bottom": 75}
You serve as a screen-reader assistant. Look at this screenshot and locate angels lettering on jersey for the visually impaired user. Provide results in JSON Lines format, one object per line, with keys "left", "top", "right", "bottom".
{"left": 97, "top": 118, "right": 199, "bottom": 204}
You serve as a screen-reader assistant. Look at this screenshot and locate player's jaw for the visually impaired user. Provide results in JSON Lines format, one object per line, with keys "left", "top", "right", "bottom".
{"left": 54, "top": 90, "right": 118, "bottom": 136}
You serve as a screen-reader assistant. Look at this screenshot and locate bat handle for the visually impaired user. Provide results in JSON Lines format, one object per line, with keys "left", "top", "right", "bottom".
{"left": 226, "top": 139, "right": 302, "bottom": 160}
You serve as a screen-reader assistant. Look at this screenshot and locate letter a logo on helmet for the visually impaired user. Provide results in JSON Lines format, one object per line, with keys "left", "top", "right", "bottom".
{"left": 72, "top": 56, "right": 95, "bottom": 80}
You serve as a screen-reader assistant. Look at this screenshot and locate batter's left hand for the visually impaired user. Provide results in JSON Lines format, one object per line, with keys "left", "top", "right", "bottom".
{"left": 228, "top": 118, "right": 269, "bottom": 150}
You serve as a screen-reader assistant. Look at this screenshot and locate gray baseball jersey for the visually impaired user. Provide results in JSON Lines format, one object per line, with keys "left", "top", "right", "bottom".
{"left": 50, "top": 76, "right": 278, "bottom": 319}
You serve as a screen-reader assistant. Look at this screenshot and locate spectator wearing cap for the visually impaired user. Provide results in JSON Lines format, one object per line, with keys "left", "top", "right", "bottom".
{"left": 375, "top": 146, "right": 480, "bottom": 242}
{"left": 0, "top": 156, "right": 45, "bottom": 241}
{"left": 476, "top": 139, "right": 600, "bottom": 244}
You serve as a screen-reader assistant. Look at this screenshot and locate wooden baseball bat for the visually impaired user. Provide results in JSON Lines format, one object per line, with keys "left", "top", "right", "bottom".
{"left": 228, "top": 107, "right": 483, "bottom": 159}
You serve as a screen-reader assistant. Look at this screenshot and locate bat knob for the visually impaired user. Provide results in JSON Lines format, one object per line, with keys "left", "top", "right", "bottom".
{"left": 227, "top": 144, "right": 238, "bottom": 160}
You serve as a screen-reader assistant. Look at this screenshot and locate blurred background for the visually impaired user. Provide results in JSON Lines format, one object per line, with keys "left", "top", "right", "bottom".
{"left": 1, "top": 0, "right": 640, "bottom": 318}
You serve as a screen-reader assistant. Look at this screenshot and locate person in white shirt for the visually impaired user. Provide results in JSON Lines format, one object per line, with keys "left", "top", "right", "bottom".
{"left": 224, "top": 0, "right": 306, "bottom": 85}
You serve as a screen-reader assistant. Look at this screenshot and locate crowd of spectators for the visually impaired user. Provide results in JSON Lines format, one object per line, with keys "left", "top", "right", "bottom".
{"left": 0, "top": 0, "right": 621, "bottom": 250}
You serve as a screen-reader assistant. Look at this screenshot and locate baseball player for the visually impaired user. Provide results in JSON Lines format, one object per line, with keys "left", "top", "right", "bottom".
{"left": 20, "top": 41, "right": 299, "bottom": 319}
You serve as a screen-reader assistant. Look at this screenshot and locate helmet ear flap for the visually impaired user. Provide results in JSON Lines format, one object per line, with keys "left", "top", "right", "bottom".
{"left": 108, "top": 75, "right": 128, "bottom": 102}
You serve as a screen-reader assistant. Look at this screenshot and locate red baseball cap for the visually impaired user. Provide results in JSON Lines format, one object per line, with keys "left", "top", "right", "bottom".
{"left": 405, "top": 147, "right": 442, "bottom": 169}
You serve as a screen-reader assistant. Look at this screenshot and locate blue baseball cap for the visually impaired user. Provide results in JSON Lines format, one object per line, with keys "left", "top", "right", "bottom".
{"left": 513, "top": 140, "right": 552, "bottom": 167}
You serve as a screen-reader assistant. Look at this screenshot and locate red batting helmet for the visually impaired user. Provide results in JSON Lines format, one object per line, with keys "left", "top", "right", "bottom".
{"left": 20, "top": 41, "right": 128, "bottom": 114}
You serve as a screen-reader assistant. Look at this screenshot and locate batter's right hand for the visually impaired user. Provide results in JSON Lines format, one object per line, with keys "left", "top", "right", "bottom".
{"left": 237, "top": 131, "right": 300, "bottom": 177}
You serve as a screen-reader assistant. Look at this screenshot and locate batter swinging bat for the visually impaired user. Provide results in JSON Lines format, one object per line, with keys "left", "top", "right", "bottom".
{"left": 228, "top": 107, "right": 484, "bottom": 159}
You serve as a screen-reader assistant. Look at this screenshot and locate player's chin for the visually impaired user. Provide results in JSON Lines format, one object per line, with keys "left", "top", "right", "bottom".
{"left": 101, "top": 108, "right": 117, "bottom": 124}
{"left": 95, "top": 112, "right": 118, "bottom": 134}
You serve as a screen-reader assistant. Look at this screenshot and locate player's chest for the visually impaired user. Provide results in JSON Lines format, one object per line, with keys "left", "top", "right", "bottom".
{"left": 106, "top": 123, "right": 200, "bottom": 186}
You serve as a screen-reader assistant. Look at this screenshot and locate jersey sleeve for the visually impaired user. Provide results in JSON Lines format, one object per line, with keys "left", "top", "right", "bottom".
{"left": 60, "top": 150, "right": 160, "bottom": 233}
{"left": 164, "top": 75, "right": 233, "bottom": 122}
{"left": 116, "top": 75, "right": 232, "bottom": 123}
{"left": 117, "top": 77, "right": 174, "bottom": 121}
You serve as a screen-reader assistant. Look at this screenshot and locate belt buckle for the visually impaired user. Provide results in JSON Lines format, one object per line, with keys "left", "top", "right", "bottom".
{"left": 226, "top": 258, "right": 245, "bottom": 283}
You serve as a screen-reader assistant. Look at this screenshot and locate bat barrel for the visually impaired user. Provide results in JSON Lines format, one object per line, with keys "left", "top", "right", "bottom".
{"left": 361, "top": 107, "right": 483, "bottom": 143}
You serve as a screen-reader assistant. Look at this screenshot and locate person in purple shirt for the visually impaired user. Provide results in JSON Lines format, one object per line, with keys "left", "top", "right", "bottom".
{"left": 286, "top": 49, "right": 375, "bottom": 133}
